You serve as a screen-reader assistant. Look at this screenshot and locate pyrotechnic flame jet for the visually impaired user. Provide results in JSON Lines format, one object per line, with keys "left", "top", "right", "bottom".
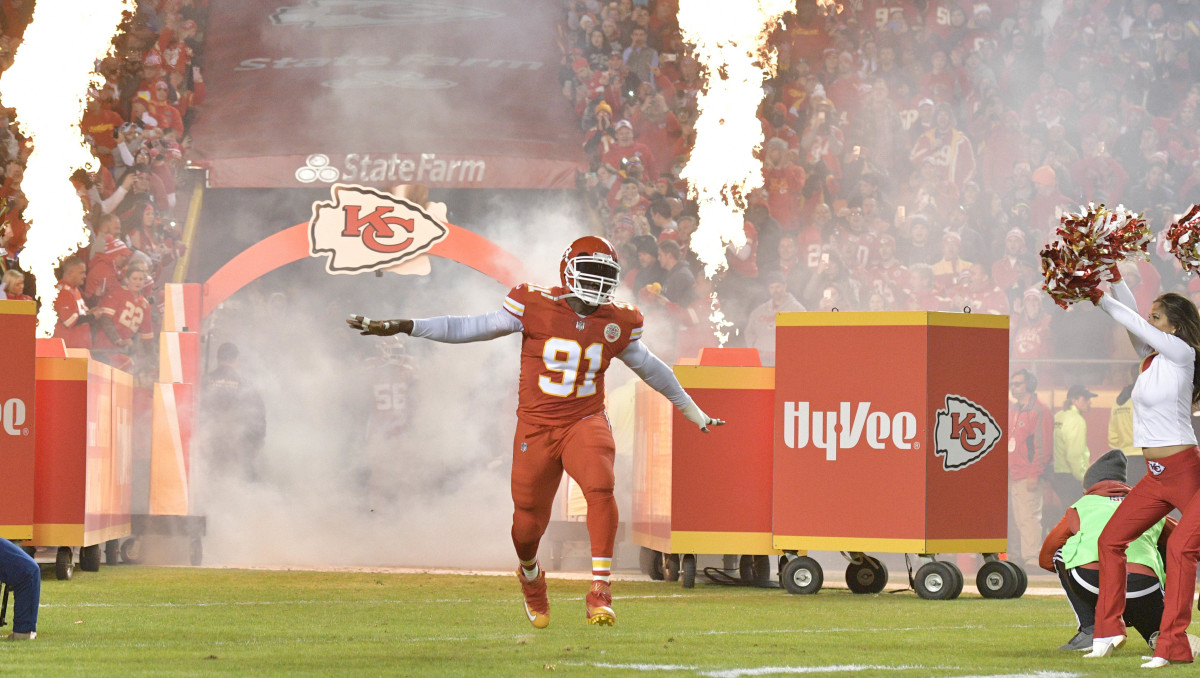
{"left": 3, "top": 0, "right": 133, "bottom": 336}
{"left": 677, "top": 0, "right": 793, "bottom": 344}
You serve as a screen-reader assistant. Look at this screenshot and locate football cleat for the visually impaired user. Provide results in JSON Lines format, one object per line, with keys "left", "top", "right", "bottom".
{"left": 5, "top": 632, "right": 35, "bottom": 640}
{"left": 517, "top": 568, "right": 550, "bottom": 629}
{"left": 585, "top": 580, "right": 615, "bottom": 626}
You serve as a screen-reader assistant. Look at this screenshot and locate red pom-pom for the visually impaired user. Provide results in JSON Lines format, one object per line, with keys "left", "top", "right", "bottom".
{"left": 1165, "top": 204, "right": 1200, "bottom": 274}
{"left": 1039, "top": 203, "right": 1151, "bottom": 308}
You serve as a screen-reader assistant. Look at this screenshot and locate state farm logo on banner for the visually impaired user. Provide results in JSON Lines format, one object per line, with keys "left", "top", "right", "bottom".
{"left": 782, "top": 401, "right": 918, "bottom": 461}
{"left": 309, "top": 183, "right": 448, "bottom": 274}
{"left": 1, "top": 397, "right": 28, "bottom": 436}
{"left": 933, "top": 395, "right": 1001, "bottom": 471}
{"left": 272, "top": 1, "right": 503, "bottom": 29}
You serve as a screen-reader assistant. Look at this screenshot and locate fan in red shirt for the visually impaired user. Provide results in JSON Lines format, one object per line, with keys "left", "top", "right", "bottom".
{"left": 52, "top": 256, "right": 92, "bottom": 349}
{"left": 347, "top": 236, "right": 722, "bottom": 630}
{"left": 92, "top": 264, "right": 154, "bottom": 371}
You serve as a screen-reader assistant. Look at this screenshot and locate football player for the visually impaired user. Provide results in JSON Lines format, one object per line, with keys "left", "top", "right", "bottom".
{"left": 348, "top": 235, "right": 723, "bottom": 628}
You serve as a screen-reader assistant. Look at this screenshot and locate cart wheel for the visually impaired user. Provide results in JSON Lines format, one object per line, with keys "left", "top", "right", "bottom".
{"left": 1002, "top": 561, "right": 1027, "bottom": 598}
{"left": 943, "top": 561, "right": 964, "bottom": 600}
{"left": 738, "top": 555, "right": 755, "bottom": 584}
{"left": 663, "top": 553, "right": 680, "bottom": 582}
{"left": 914, "top": 562, "right": 956, "bottom": 600}
{"left": 639, "top": 547, "right": 664, "bottom": 580}
{"left": 55, "top": 547, "right": 74, "bottom": 581}
{"left": 681, "top": 554, "right": 696, "bottom": 589}
{"left": 751, "top": 555, "right": 772, "bottom": 587}
{"left": 79, "top": 544, "right": 101, "bottom": 572}
{"left": 104, "top": 539, "right": 120, "bottom": 566}
{"left": 120, "top": 537, "right": 143, "bottom": 565}
{"left": 975, "top": 561, "right": 1017, "bottom": 599}
{"left": 189, "top": 538, "right": 203, "bottom": 566}
{"left": 845, "top": 556, "right": 888, "bottom": 594}
{"left": 781, "top": 555, "right": 823, "bottom": 594}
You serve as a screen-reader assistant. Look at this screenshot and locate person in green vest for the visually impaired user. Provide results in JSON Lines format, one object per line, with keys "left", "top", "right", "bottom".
{"left": 1040, "top": 449, "right": 1180, "bottom": 652}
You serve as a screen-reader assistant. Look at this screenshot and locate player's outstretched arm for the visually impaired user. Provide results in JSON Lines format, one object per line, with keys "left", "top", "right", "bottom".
{"left": 617, "top": 340, "right": 725, "bottom": 433}
{"left": 347, "top": 315, "right": 412, "bottom": 336}
{"left": 348, "top": 310, "right": 523, "bottom": 343}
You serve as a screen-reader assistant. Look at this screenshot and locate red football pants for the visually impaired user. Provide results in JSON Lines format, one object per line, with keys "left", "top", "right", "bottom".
{"left": 1096, "top": 447, "right": 1200, "bottom": 662}
{"left": 510, "top": 414, "right": 617, "bottom": 564}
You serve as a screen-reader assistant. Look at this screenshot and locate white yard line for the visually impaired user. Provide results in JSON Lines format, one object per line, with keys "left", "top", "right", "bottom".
{"left": 575, "top": 663, "right": 1082, "bottom": 678}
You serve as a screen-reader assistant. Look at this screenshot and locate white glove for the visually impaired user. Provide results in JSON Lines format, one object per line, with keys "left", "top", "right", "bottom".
{"left": 682, "top": 402, "right": 725, "bottom": 433}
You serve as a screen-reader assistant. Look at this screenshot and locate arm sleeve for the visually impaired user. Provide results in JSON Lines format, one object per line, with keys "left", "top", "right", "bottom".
{"left": 616, "top": 339, "right": 697, "bottom": 412}
{"left": 1039, "top": 510, "right": 1076, "bottom": 572}
{"left": 409, "top": 309, "right": 523, "bottom": 343}
{"left": 1098, "top": 292, "right": 1193, "bottom": 363}
{"left": 100, "top": 186, "right": 128, "bottom": 215}
{"left": 1107, "top": 280, "right": 1151, "bottom": 357}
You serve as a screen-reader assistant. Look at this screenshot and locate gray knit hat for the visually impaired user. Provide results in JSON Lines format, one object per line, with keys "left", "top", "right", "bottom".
{"left": 1084, "top": 449, "right": 1128, "bottom": 488}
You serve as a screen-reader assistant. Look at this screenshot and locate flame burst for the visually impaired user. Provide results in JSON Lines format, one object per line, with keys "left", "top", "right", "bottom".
{"left": 677, "top": 0, "right": 791, "bottom": 279}
{"left": 3, "top": 1, "right": 133, "bottom": 336}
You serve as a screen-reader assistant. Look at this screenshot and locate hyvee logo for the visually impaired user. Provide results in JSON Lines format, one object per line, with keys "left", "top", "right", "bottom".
{"left": 1, "top": 397, "right": 27, "bottom": 436}
{"left": 309, "top": 184, "right": 448, "bottom": 274}
{"left": 782, "top": 402, "right": 918, "bottom": 461}
{"left": 272, "top": 1, "right": 503, "bottom": 29}
{"left": 934, "top": 395, "right": 1001, "bottom": 471}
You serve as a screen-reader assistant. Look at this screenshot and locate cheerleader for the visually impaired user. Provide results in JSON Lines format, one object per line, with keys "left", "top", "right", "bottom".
{"left": 1087, "top": 274, "right": 1200, "bottom": 667}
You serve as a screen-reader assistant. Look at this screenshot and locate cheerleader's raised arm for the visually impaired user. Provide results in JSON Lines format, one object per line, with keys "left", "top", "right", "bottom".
{"left": 1097, "top": 280, "right": 1193, "bottom": 365}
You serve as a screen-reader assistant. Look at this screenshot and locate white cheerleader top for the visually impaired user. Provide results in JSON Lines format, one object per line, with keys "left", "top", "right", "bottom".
{"left": 1098, "top": 281, "right": 1198, "bottom": 448}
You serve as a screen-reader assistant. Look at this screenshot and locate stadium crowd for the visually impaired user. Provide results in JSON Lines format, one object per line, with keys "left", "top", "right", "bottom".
{"left": 559, "top": 0, "right": 1200, "bottom": 376}
{"left": 0, "top": 0, "right": 207, "bottom": 378}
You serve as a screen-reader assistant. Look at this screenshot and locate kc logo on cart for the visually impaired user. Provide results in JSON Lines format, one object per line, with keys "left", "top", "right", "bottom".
{"left": 782, "top": 401, "right": 918, "bottom": 461}
{"left": 1, "top": 397, "right": 27, "bottom": 436}
{"left": 309, "top": 183, "right": 448, "bottom": 274}
{"left": 933, "top": 395, "right": 1001, "bottom": 471}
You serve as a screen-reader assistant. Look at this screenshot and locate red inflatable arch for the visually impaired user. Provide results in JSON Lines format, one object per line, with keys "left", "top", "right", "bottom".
{"left": 200, "top": 221, "right": 527, "bottom": 319}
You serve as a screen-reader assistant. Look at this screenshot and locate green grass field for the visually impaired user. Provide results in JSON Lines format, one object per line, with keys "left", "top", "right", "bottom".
{"left": 0, "top": 566, "right": 1172, "bottom": 677}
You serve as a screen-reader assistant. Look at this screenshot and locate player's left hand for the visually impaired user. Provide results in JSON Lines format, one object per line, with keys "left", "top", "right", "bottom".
{"left": 682, "top": 402, "right": 724, "bottom": 433}
{"left": 347, "top": 314, "right": 392, "bottom": 335}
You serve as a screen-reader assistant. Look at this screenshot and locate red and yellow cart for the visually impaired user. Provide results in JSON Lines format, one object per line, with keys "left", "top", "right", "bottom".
{"left": 633, "top": 311, "right": 1020, "bottom": 598}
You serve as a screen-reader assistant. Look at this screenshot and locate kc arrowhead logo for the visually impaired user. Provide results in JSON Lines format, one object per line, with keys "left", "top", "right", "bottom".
{"left": 933, "top": 395, "right": 1001, "bottom": 471}
{"left": 309, "top": 183, "right": 448, "bottom": 274}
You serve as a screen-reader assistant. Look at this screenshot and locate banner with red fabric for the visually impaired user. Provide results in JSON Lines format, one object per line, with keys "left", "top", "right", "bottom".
{"left": 188, "top": 0, "right": 584, "bottom": 189}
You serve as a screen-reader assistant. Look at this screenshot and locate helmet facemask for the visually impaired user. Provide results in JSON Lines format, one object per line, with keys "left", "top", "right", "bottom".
{"left": 564, "top": 253, "right": 621, "bottom": 305}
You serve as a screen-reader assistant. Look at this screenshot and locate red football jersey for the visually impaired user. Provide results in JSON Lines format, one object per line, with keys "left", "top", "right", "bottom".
{"left": 93, "top": 285, "right": 153, "bottom": 350}
{"left": 503, "top": 284, "right": 644, "bottom": 426}
{"left": 53, "top": 282, "right": 91, "bottom": 349}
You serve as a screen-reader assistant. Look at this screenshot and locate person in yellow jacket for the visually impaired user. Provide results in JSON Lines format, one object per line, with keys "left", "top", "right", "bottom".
{"left": 1108, "top": 365, "right": 1145, "bottom": 485}
{"left": 1051, "top": 385, "right": 1094, "bottom": 511}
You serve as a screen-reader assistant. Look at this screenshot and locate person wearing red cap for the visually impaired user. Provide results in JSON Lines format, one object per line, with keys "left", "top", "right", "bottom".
{"left": 84, "top": 215, "right": 131, "bottom": 305}
{"left": 137, "top": 53, "right": 169, "bottom": 103}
